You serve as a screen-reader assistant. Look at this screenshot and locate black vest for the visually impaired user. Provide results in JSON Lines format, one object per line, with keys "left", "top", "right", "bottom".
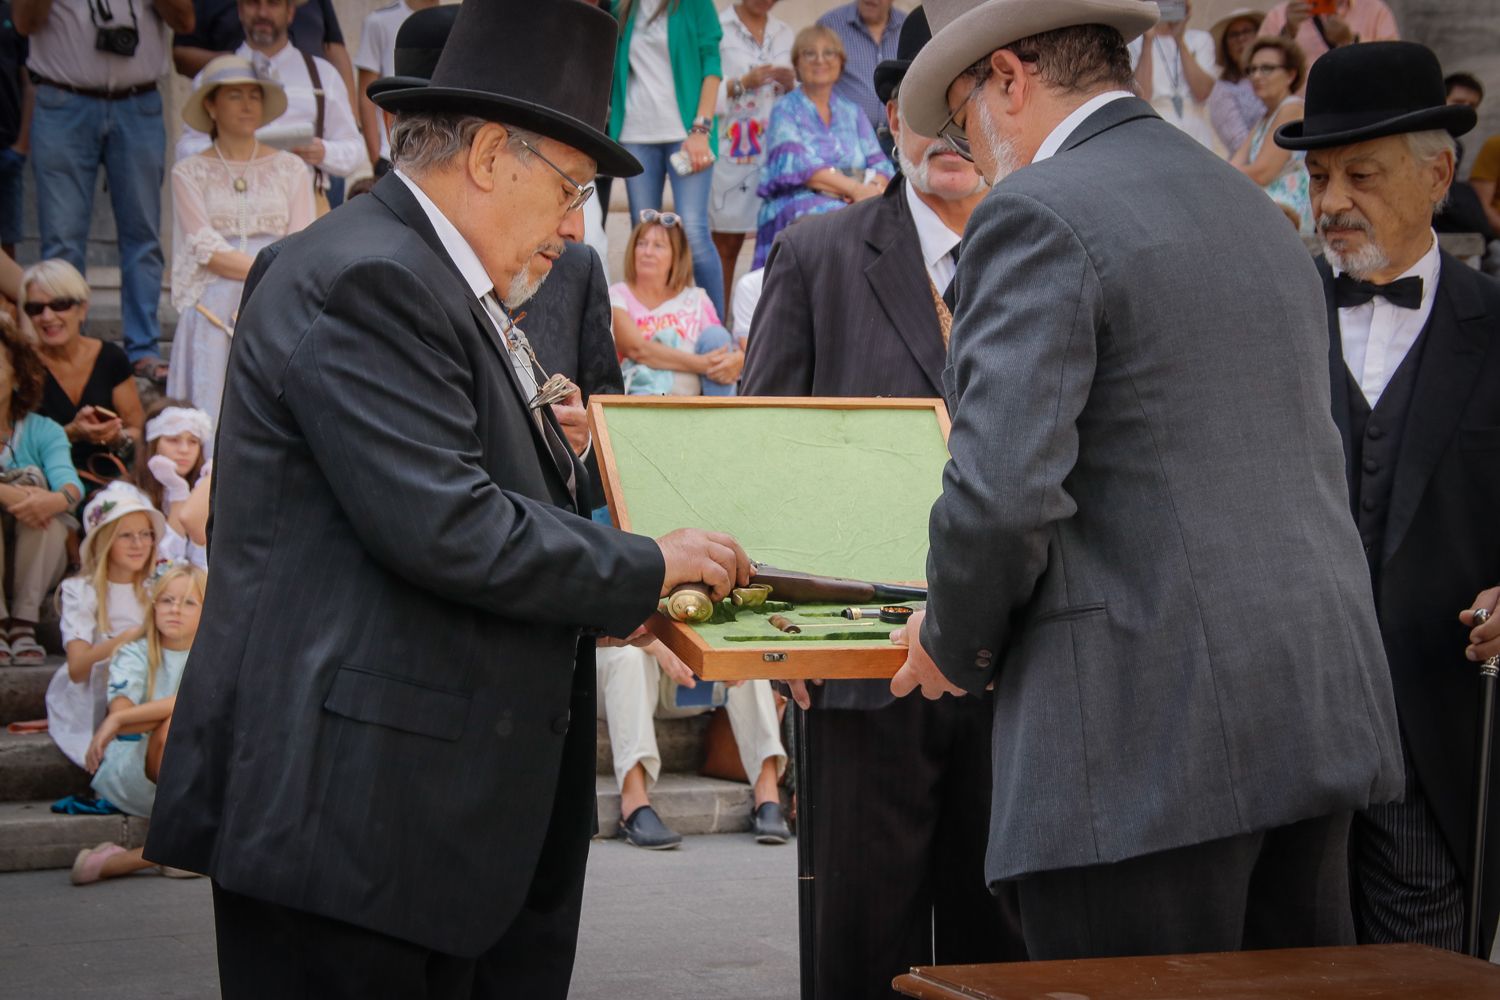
{"left": 1344, "top": 318, "right": 1431, "bottom": 581}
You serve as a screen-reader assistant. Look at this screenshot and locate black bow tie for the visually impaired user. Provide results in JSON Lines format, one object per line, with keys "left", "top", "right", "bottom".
{"left": 1333, "top": 274, "right": 1424, "bottom": 310}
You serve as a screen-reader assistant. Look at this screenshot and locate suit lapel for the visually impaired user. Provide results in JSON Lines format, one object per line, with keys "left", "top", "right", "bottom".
{"left": 864, "top": 181, "right": 945, "bottom": 395}
{"left": 1384, "top": 253, "right": 1488, "bottom": 564}
{"left": 1317, "top": 256, "right": 1356, "bottom": 492}
{"left": 371, "top": 175, "right": 575, "bottom": 503}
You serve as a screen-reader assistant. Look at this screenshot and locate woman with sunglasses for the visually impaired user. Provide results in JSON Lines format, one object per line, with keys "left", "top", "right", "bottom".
{"left": 0, "top": 312, "right": 83, "bottom": 665}
{"left": 611, "top": 211, "right": 740, "bottom": 396}
{"left": 752, "top": 24, "right": 893, "bottom": 268}
{"left": 1231, "top": 36, "right": 1311, "bottom": 232}
{"left": 1206, "top": 8, "right": 1268, "bottom": 157}
{"left": 21, "top": 260, "right": 146, "bottom": 491}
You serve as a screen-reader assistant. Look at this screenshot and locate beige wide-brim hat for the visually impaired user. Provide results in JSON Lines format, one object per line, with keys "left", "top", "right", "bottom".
{"left": 79, "top": 481, "right": 168, "bottom": 574}
{"left": 901, "top": 0, "right": 1161, "bottom": 137}
{"left": 1210, "top": 7, "right": 1267, "bottom": 58}
{"left": 182, "top": 54, "right": 289, "bottom": 134}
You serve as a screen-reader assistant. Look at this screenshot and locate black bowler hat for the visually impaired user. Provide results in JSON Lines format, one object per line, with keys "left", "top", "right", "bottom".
{"left": 873, "top": 7, "right": 931, "bottom": 106}
{"left": 373, "top": 0, "right": 642, "bottom": 177}
{"left": 365, "top": 4, "right": 460, "bottom": 103}
{"left": 1275, "top": 41, "right": 1475, "bottom": 151}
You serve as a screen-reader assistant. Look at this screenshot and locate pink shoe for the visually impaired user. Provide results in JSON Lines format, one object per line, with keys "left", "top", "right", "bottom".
{"left": 70, "top": 842, "right": 126, "bottom": 885}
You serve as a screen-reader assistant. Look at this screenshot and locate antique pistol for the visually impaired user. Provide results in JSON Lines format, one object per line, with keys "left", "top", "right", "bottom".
{"left": 663, "top": 564, "right": 926, "bottom": 623}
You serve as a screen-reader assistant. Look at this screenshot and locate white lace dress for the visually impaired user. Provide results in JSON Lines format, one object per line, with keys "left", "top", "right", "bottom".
{"left": 168, "top": 149, "right": 315, "bottom": 420}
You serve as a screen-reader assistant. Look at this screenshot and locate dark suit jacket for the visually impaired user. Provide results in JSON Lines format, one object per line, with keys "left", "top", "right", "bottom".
{"left": 742, "top": 178, "right": 945, "bottom": 710}
{"left": 145, "top": 174, "right": 665, "bottom": 956}
{"left": 523, "top": 241, "right": 623, "bottom": 503}
{"left": 1322, "top": 252, "right": 1500, "bottom": 953}
{"left": 928, "top": 97, "right": 1402, "bottom": 884}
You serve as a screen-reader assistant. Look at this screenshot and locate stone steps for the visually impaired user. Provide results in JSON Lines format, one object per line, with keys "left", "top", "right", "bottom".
{"left": 0, "top": 800, "right": 147, "bottom": 873}
{"left": 0, "top": 664, "right": 54, "bottom": 727}
{"left": 0, "top": 731, "right": 89, "bottom": 804}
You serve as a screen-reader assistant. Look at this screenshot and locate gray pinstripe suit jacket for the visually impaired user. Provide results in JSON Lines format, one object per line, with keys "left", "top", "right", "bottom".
{"left": 145, "top": 174, "right": 665, "bottom": 955}
{"left": 924, "top": 97, "right": 1405, "bottom": 884}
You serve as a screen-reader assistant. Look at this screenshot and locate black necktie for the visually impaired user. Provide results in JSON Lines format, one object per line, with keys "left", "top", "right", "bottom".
{"left": 1333, "top": 274, "right": 1423, "bottom": 310}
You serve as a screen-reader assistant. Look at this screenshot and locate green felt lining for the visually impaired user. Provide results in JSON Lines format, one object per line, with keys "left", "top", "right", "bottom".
{"left": 604, "top": 404, "right": 948, "bottom": 583}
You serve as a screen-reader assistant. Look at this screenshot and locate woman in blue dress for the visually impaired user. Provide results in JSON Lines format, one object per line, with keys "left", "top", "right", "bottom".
{"left": 752, "top": 24, "right": 893, "bottom": 267}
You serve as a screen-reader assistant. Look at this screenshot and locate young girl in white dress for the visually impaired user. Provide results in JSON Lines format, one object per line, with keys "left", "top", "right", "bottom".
{"left": 166, "top": 55, "right": 314, "bottom": 420}
{"left": 132, "top": 400, "right": 212, "bottom": 569}
{"left": 44, "top": 483, "right": 163, "bottom": 769}
{"left": 73, "top": 564, "right": 207, "bottom": 884}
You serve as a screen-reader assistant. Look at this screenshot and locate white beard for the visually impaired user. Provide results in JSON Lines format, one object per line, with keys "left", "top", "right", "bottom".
{"left": 972, "top": 98, "right": 1024, "bottom": 187}
{"left": 500, "top": 265, "right": 549, "bottom": 310}
{"left": 1317, "top": 213, "right": 1389, "bottom": 280}
{"left": 896, "top": 138, "right": 986, "bottom": 199}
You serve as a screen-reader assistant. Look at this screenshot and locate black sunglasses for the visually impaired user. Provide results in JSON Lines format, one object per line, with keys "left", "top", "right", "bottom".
{"left": 23, "top": 298, "right": 81, "bottom": 316}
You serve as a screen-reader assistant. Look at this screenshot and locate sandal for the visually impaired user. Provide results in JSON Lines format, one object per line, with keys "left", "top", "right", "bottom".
{"left": 132, "top": 356, "right": 170, "bottom": 385}
{"left": 8, "top": 626, "right": 44, "bottom": 665}
{"left": 71, "top": 842, "right": 126, "bottom": 885}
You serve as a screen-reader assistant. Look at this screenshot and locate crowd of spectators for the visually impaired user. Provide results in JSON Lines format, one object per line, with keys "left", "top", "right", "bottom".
{"left": 0, "top": 0, "right": 1497, "bottom": 868}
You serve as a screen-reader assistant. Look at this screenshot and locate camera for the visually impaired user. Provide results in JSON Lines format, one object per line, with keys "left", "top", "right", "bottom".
{"left": 95, "top": 24, "right": 139, "bottom": 57}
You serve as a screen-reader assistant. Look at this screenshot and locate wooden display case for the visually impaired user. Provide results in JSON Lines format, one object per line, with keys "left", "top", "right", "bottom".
{"left": 589, "top": 396, "right": 950, "bottom": 681}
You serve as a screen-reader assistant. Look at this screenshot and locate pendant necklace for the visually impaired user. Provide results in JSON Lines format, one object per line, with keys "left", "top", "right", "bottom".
{"left": 213, "top": 139, "right": 259, "bottom": 253}
{"left": 1155, "top": 37, "right": 1186, "bottom": 119}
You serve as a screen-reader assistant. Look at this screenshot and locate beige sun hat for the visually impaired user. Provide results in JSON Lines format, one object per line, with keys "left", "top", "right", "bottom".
{"left": 900, "top": 0, "right": 1161, "bottom": 137}
{"left": 1209, "top": 6, "right": 1268, "bottom": 58}
{"left": 79, "top": 481, "right": 167, "bottom": 574}
{"left": 182, "top": 54, "right": 288, "bottom": 134}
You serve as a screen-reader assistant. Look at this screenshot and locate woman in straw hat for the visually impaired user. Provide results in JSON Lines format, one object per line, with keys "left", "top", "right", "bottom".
{"left": 168, "top": 56, "right": 315, "bottom": 422}
{"left": 1205, "top": 6, "right": 1269, "bottom": 154}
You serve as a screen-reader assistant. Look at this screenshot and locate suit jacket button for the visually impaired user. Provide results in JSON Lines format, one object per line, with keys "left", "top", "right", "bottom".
{"left": 551, "top": 713, "right": 570, "bottom": 735}
{"left": 1367, "top": 424, "right": 1383, "bottom": 440}
{"left": 1362, "top": 497, "right": 1377, "bottom": 511}
{"left": 1363, "top": 458, "right": 1379, "bottom": 474}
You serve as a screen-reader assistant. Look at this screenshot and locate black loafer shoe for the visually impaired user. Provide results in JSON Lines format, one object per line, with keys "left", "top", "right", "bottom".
{"left": 752, "top": 801, "right": 790, "bottom": 845}
{"left": 619, "top": 805, "right": 682, "bottom": 850}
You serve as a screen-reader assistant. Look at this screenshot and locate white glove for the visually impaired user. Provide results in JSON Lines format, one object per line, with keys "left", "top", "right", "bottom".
{"left": 148, "top": 455, "right": 191, "bottom": 505}
{"left": 196, "top": 459, "right": 213, "bottom": 485}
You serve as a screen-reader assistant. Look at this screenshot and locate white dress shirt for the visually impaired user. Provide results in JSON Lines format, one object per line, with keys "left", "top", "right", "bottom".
{"left": 904, "top": 179, "right": 962, "bottom": 295}
{"left": 1337, "top": 231, "right": 1441, "bottom": 407}
{"left": 1032, "top": 90, "right": 1134, "bottom": 164}
{"left": 354, "top": 0, "right": 413, "bottom": 162}
{"left": 177, "top": 41, "right": 366, "bottom": 184}
{"left": 392, "top": 170, "right": 584, "bottom": 486}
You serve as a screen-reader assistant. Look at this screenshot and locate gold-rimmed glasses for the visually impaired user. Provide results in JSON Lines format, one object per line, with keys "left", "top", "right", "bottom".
{"left": 518, "top": 138, "right": 594, "bottom": 214}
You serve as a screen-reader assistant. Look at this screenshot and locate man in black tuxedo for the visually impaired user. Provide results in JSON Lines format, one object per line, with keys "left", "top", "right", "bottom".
{"left": 1276, "top": 41, "right": 1500, "bottom": 955}
{"left": 740, "top": 11, "right": 1024, "bottom": 997}
{"left": 144, "top": 1, "right": 750, "bottom": 996}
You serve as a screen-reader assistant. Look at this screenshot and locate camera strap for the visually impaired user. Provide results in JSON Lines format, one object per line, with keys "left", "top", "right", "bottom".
{"left": 87, "top": 0, "right": 138, "bottom": 33}
{"left": 1311, "top": 16, "right": 1337, "bottom": 50}
{"left": 300, "top": 51, "right": 327, "bottom": 191}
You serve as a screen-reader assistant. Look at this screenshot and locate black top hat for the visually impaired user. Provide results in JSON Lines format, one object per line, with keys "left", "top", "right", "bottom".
{"left": 1275, "top": 41, "right": 1475, "bottom": 151}
{"left": 873, "top": 7, "right": 931, "bottom": 106}
{"left": 365, "top": 5, "right": 460, "bottom": 103}
{"left": 373, "top": 0, "right": 641, "bottom": 177}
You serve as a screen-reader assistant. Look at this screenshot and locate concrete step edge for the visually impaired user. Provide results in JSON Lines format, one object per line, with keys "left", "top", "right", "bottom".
{"left": 0, "top": 662, "right": 60, "bottom": 727}
{"left": 594, "top": 773, "right": 758, "bottom": 840}
{"left": 0, "top": 800, "right": 148, "bottom": 873}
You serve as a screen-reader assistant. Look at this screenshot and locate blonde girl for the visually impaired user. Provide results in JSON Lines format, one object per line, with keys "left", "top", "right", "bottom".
{"left": 73, "top": 564, "right": 207, "bottom": 885}
{"left": 132, "top": 398, "right": 212, "bottom": 568}
{"left": 44, "top": 482, "right": 163, "bottom": 769}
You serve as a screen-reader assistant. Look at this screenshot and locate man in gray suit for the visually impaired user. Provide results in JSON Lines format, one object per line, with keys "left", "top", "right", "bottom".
{"left": 892, "top": 0, "right": 1404, "bottom": 959}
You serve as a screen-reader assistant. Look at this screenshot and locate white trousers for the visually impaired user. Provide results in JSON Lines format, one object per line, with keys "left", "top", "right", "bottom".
{"left": 596, "top": 644, "right": 786, "bottom": 792}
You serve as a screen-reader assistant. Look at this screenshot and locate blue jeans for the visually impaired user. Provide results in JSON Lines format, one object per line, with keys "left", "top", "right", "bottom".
{"left": 696, "top": 323, "right": 736, "bottom": 396}
{"left": 0, "top": 147, "right": 24, "bottom": 247}
{"left": 621, "top": 141, "right": 725, "bottom": 319}
{"left": 32, "top": 84, "right": 164, "bottom": 362}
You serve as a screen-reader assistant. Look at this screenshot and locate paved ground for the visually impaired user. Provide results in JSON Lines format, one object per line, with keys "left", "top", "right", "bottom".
{"left": 0, "top": 833, "right": 800, "bottom": 999}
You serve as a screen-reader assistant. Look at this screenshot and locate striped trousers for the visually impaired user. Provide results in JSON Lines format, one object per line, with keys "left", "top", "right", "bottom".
{"left": 1350, "top": 743, "right": 1465, "bottom": 951}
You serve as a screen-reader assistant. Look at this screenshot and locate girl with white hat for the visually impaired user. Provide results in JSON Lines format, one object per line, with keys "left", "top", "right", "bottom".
{"left": 168, "top": 55, "right": 316, "bottom": 421}
{"left": 44, "top": 482, "right": 165, "bottom": 770}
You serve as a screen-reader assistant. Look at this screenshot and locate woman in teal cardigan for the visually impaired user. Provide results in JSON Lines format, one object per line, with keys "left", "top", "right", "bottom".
{"left": 609, "top": 0, "right": 729, "bottom": 321}
{"left": 0, "top": 316, "right": 83, "bottom": 665}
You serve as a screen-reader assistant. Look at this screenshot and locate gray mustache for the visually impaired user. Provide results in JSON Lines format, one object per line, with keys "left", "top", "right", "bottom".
{"left": 1318, "top": 213, "right": 1371, "bottom": 234}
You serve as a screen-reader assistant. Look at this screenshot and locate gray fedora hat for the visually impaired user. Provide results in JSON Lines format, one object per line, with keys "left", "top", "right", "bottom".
{"left": 901, "top": 0, "right": 1160, "bottom": 137}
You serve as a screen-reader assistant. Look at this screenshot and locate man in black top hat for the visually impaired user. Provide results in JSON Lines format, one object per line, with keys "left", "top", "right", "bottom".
{"left": 742, "top": 11, "right": 1024, "bottom": 997}
{"left": 144, "top": 0, "right": 752, "bottom": 996}
{"left": 1276, "top": 40, "right": 1500, "bottom": 955}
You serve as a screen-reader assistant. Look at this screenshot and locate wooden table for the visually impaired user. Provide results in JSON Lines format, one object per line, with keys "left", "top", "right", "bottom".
{"left": 894, "top": 943, "right": 1500, "bottom": 999}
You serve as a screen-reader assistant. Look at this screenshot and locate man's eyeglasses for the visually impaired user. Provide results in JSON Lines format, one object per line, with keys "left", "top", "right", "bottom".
{"left": 638, "top": 209, "right": 681, "bottom": 228}
{"left": 1245, "top": 63, "right": 1288, "bottom": 76}
{"left": 518, "top": 138, "right": 594, "bottom": 214}
{"left": 23, "top": 298, "right": 81, "bottom": 317}
{"left": 937, "top": 81, "right": 987, "bottom": 163}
